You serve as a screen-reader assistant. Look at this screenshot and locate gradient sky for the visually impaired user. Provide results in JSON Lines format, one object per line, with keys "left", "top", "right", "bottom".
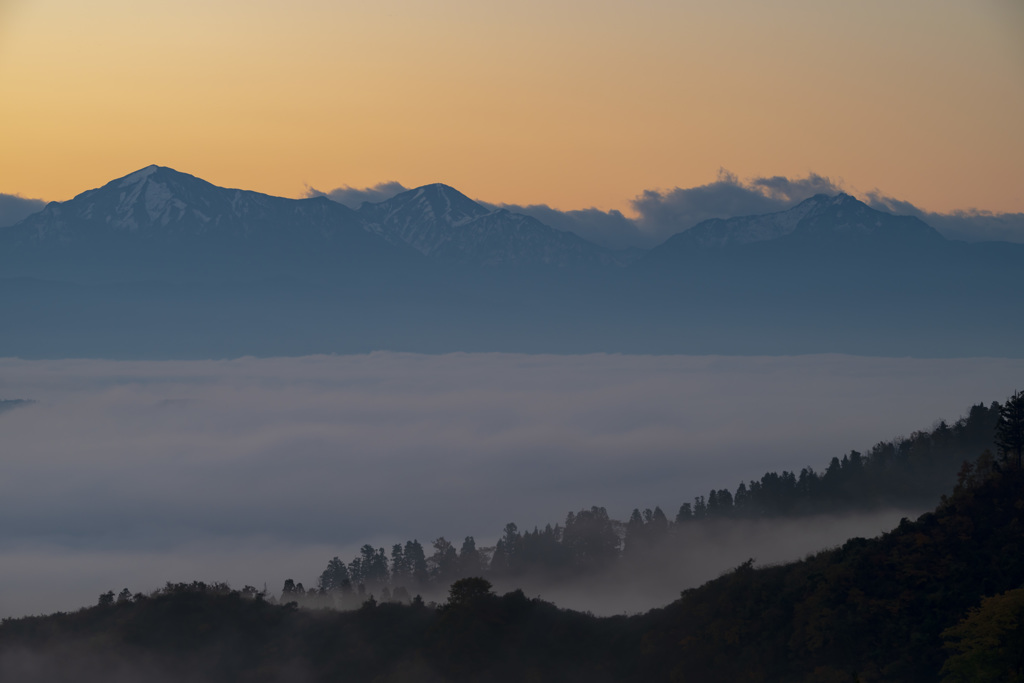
{"left": 1, "top": 0, "right": 1022, "bottom": 214}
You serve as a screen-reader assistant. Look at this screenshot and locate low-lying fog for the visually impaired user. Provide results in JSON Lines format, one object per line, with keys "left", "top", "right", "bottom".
{"left": 1, "top": 353, "right": 1021, "bottom": 618}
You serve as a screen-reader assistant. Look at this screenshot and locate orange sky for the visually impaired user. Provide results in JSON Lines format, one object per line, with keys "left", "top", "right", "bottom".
{"left": 1, "top": 0, "right": 1022, "bottom": 214}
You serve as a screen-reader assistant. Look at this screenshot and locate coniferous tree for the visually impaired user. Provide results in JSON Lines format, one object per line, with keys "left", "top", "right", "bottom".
{"left": 458, "top": 536, "right": 484, "bottom": 577}
{"left": 996, "top": 391, "right": 1024, "bottom": 470}
{"left": 431, "top": 537, "right": 458, "bottom": 585}
{"left": 562, "top": 506, "right": 619, "bottom": 572}
{"left": 676, "top": 502, "right": 693, "bottom": 522}
{"left": 404, "top": 540, "right": 429, "bottom": 588}
{"left": 317, "top": 557, "right": 352, "bottom": 596}
{"left": 390, "top": 544, "right": 409, "bottom": 586}
{"left": 625, "top": 509, "right": 645, "bottom": 554}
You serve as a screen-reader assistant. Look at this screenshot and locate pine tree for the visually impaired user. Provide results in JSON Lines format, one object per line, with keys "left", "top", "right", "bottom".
{"left": 995, "top": 391, "right": 1024, "bottom": 470}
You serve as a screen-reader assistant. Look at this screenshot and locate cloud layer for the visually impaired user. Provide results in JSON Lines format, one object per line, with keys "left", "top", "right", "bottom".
{"left": 1, "top": 353, "right": 1022, "bottom": 617}
{"left": 0, "top": 193, "right": 45, "bottom": 228}
{"left": 863, "top": 191, "right": 1024, "bottom": 244}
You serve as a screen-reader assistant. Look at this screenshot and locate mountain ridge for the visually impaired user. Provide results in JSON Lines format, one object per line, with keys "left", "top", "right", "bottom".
{"left": 3, "top": 166, "right": 963, "bottom": 272}
{"left": 2, "top": 167, "right": 624, "bottom": 270}
{"left": 1, "top": 165, "right": 1021, "bottom": 359}
{"left": 652, "top": 192, "right": 944, "bottom": 253}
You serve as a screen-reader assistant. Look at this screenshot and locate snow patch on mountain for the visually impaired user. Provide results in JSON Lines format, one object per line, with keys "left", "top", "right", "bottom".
{"left": 117, "top": 165, "right": 159, "bottom": 188}
{"left": 670, "top": 193, "right": 942, "bottom": 249}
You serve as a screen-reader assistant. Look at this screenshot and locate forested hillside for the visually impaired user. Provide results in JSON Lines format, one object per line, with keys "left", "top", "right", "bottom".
{"left": 280, "top": 399, "right": 1003, "bottom": 605}
{"left": 1, "top": 392, "right": 1021, "bottom": 682}
{"left": 2, "top": 441, "right": 1022, "bottom": 682}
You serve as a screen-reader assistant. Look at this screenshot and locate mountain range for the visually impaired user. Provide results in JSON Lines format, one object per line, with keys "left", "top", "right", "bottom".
{"left": 1, "top": 166, "right": 1020, "bottom": 358}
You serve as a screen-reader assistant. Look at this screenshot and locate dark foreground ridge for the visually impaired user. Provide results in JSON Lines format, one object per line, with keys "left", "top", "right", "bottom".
{"left": 2, "top": 396, "right": 1023, "bottom": 682}
{"left": 0, "top": 458, "right": 1020, "bottom": 682}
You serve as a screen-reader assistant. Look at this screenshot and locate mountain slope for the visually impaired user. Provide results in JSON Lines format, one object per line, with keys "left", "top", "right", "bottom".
{"left": 0, "top": 167, "right": 1021, "bottom": 358}
{"left": 358, "top": 183, "right": 621, "bottom": 267}
{"left": 5, "top": 165, "right": 367, "bottom": 243}
{"left": 0, "top": 458, "right": 1020, "bottom": 682}
{"left": 649, "top": 192, "right": 944, "bottom": 254}
{"left": 0, "top": 166, "right": 420, "bottom": 281}
{"left": 636, "top": 462, "right": 1024, "bottom": 682}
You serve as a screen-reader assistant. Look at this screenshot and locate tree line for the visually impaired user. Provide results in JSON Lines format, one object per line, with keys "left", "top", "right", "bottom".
{"left": 7, "top": 429, "right": 1024, "bottom": 682}
{"left": 278, "top": 393, "right": 1021, "bottom": 606}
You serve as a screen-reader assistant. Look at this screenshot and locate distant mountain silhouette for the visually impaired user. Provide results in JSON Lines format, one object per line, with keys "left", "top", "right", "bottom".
{"left": 357, "top": 183, "right": 624, "bottom": 267}
{"left": 0, "top": 167, "right": 620, "bottom": 278}
{"left": 653, "top": 193, "right": 943, "bottom": 252}
{"left": 0, "top": 166, "right": 1020, "bottom": 358}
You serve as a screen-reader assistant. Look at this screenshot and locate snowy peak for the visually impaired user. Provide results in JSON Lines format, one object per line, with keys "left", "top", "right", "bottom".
{"left": 362, "top": 183, "right": 489, "bottom": 231}
{"left": 8, "top": 165, "right": 363, "bottom": 245}
{"left": 353, "top": 183, "right": 616, "bottom": 266}
{"left": 668, "top": 193, "right": 943, "bottom": 250}
{"left": 3, "top": 166, "right": 612, "bottom": 270}
{"left": 395, "top": 183, "right": 489, "bottom": 225}
{"left": 117, "top": 164, "right": 161, "bottom": 188}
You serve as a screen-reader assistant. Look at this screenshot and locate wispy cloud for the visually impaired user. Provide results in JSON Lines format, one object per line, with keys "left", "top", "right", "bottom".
{"left": 305, "top": 181, "right": 408, "bottom": 208}
{"left": 481, "top": 170, "right": 845, "bottom": 248}
{"left": 305, "top": 173, "right": 1023, "bottom": 247}
{"left": 493, "top": 172, "right": 1024, "bottom": 247}
{"left": 629, "top": 170, "right": 844, "bottom": 244}
{"left": 480, "top": 202, "right": 646, "bottom": 251}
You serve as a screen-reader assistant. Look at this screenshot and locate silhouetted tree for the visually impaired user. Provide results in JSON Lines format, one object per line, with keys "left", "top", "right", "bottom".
{"left": 431, "top": 537, "right": 459, "bottom": 585}
{"left": 444, "top": 577, "right": 494, "bottom": 609}
{"left": 562, "top": 506, "right": 619, "bottom": 571}
{"left": 359, "top": 545, "right": 389, "bottom": 587}
{"left": 318, "top": 556, "right": 352, "bottom": 602}
{"left": 676, "top": 502, "right": 693, "bottom": 522}
{"left": 490, "top": 523, "right": 521, "bottom": 576}
{"left": 625, "top": 509, "right": 645, "bottom": 554}
{"left": 405, "top": 540, "right": 429, "bottom": 588}
{"left": 390, "top": 544, "right": 409, "bottom": 585}
{"left": 458, "top": 536, "right": 484, "bottom": 577}
{"left": 996, "top": 391, "right": 1024, "bottom": 469}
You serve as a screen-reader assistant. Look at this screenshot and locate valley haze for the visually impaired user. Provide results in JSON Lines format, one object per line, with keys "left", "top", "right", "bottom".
{"left": 1, "top": 353, "right": 1022, "bottom": 618}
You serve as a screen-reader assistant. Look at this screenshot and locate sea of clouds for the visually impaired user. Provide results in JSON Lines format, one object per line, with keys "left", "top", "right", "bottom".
{"left": 1, "top": 353, "right": 1022, "bottom": 617}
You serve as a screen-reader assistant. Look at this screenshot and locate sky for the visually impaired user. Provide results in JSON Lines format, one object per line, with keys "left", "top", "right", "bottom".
{"left": 1, "top": 0, "right": 1022, "bottom": 219}
{"left": 2, "top": 352, "right": 1022, "bottom": 617}
{"left": 1, "top": 0, "right": 1023, "bottom": 622}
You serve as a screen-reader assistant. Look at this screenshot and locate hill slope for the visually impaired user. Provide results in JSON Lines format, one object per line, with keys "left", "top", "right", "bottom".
{"left": 1, "top": 454, "right": 1021, "bottom": 682}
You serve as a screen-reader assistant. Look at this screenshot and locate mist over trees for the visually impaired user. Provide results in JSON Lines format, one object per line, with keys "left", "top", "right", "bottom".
{"left": 273, "top": 397, "right": 1004, "bottom": 609}
{"left": 3, "top": 426, "right": 1022, "bottom": 682}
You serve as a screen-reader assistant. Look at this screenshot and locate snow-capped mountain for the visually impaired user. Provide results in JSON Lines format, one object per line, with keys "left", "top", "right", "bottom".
{"left": 1, "top": 166, "right": 1020, "bottom": 359}
{"left": 6, "top": 165, "right": 366, "bottom": 244}
{"left": 357, "top": 183, "right": 622, "bottom": 267}
{"left": 0, "top": 166, "right": 419, "bottom": 281}
{"left": 1, "top": 167, "right": 622, "bottom": 274}
{"left": 657, "top": 193, "right": 943, "bottom": 251}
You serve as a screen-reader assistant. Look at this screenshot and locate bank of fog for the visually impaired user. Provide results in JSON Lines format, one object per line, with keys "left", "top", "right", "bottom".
{"left": 282, "top": 509, "right": 915, "bottom": 616}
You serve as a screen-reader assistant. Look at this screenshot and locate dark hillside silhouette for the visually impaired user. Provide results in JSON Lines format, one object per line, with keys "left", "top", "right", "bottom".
{"left": 276, "top": 397, "right": 1003, "bottom": 605}
{"left": 2, "top": 443, "right": 1021, "bottom": 682}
